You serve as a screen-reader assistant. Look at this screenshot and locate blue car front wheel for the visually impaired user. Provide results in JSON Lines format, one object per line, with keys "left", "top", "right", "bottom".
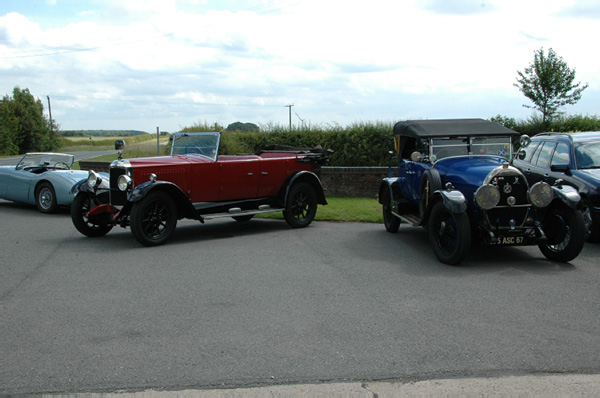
{"left": 428, "top": 201, "right": 471, "bottom": 265}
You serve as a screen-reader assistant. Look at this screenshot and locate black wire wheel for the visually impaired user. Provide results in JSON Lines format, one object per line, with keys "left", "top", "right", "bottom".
{"left": 70, "top": 193, "right": 113, "bottom": 237}
{"left": 36, "top": 182, "right": 58, "bottom": 213}
{"left": 428, "top": 201, "right": 471, "bottom": 265}
{"left": 538, "top": 205, "right": 586, "bottom": 262}
{"left": 283, "top": 182, "right": 318, "bottom": 228}
{"left": 130, "top": 191, "right": 178, "bottom": 246}
{"left": 382, "top": 186, "right": 400, "bottom": 233}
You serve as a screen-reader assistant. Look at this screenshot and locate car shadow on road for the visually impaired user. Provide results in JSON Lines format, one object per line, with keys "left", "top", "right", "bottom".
{"left": 170, "top": 218, "right": 292, "bottom": 244}
{"left": 53, "top": 218, "right": 292, "bottom": 254}
{"left": 349, "top": 225, "right": 577, "bottom": 276}
{"left": 0, "top": 200, "right": 72, "bottom": 215}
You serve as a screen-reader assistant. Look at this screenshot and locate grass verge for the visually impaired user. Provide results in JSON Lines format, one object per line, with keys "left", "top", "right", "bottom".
{"left": 257, "top": 197, "right": 383, "bottom": 223}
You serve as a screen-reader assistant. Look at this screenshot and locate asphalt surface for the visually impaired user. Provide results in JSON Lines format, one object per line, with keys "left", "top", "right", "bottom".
{"left": 1, "top": 201, "right": 599, "bottom": 395}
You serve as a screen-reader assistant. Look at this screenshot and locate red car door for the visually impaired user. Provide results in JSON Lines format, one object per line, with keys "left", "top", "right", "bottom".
{"left": 257, "top": 158, "right": 292, "bottom": 197}
{"left": 218, "top": 157, "right": 260, "bottom": 200}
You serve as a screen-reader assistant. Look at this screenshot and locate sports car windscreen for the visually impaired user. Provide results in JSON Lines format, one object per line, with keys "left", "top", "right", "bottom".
{"left": 171, "top": 132, "right": 220, "bottom": 161}
{"left": 16, "top": 153, "right": 74, "bottom": 170}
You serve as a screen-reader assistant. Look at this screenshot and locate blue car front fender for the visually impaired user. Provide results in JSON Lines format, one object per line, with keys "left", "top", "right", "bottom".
{"left": 434, "top": 189, "right": 468, "bottom": 214}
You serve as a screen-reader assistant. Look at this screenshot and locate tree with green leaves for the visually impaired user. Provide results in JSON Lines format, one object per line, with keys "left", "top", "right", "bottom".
{"left": 0, "top": 87, "right": 59, "bottom": 155}
{"left": 225, "top": 121, "right": 259, "bottom": 133}
{"left": 514, "top": 48, "right": 588, "bottom": 125}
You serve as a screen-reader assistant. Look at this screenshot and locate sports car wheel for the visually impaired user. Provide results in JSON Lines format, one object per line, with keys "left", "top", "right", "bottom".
{"left": 36, "top": 182, "right": 58, "bottom": 213}
{"left": 283, "top": 182, "right": 317, "bottom": 228}
{"left": 428, "top": 201, "right": 471, "bottom": 265}
{"left": 71, "top": 193, "right": 113, "bottom": 237}
{"left": 538, "top": 205, "right": 586, "bottom": 262}
{"left": 130, "top": 191, "right": 178, "bottom": 246}
{"left": 382, "top": 186, "right": 400, "bottom": 233}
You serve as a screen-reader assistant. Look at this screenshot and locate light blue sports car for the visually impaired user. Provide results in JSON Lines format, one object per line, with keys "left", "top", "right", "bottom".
{"left": 0, "top": 153, "right": 90, "bottom": 213}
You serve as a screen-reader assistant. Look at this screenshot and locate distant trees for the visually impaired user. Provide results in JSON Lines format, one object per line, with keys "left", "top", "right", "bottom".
{"left": 225, "top": 122, "right": 259, "bottom": 133}
{"left": 514, "top": 48, "right": 588, "bottom": 125}
{"left": 0, "top": 87, "right": 59, "bottom": 155}
{"left": 491, "top": 114, "right": 600, "bottom": 136}
{"left": 61, "top": 130, "right": 148, "bottom": 137}
{"left": 179, "top": 120, "right": 224, "bottom": 133}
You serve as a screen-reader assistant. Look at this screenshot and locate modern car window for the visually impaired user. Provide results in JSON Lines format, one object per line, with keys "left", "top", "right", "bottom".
{"left": 529, "top": 141, "right": 544, "bottom": 165}
{"left": 534, "top": 141, "right": 556, "bottom": 168}
{"left": 575, "top": 141, "right": 600, "bottom": 169}
{"left": 550, "top": 142, "right": 570, "bottom": 167}
{"left": 523, "top": 141, "right": 540, "bottom": 163}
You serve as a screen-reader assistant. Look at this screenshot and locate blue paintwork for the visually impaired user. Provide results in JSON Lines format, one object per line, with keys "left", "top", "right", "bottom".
{"left": 433, "top": 156, "right": 507, "bottom": 206}
{"left": 0, "top": 164, "right": 88, "bottom": 207}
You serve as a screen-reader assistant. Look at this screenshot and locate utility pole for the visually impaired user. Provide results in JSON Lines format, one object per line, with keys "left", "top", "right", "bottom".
{"left": 157, "top": 127, "right": 160, "bottom": 156}
{"left": 46, "top": 96, "right": 53, "bottom": 133}
{"left": 285, "top": 104, "right": 294, "bottom": 131}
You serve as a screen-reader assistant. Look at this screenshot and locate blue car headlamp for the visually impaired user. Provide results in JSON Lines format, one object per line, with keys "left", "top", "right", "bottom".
{"left": 118, "top": 174, "right": 132, "bottom": 191}
{"left": 87, "top": 170, "right": 101, "bottom": 188}
{"left": 475, "top": 184, "right": 501, "bottom": 210}
{"left": 529, "top": 182, "right": 554, "bottom": 208}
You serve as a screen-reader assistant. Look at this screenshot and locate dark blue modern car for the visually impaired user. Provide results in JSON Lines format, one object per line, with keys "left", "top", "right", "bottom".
{"left": 379, "top": 119, "right": 587, "bottom": 265}
{"left": 513, "top": 131, "right": 600, "bottom": 242}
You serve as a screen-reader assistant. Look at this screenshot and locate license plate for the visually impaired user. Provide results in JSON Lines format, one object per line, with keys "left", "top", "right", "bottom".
{"left": 490, "top": 236, "right": 528, "bottom": 245}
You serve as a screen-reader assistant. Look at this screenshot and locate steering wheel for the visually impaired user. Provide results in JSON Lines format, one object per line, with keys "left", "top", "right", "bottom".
{"left": 53, "top": 162, "right": 70, "bottom": 169}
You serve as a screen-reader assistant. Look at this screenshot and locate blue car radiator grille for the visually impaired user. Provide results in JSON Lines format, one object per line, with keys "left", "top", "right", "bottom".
{"left": 486, "top": 177, "right": 529, "bottom": 228}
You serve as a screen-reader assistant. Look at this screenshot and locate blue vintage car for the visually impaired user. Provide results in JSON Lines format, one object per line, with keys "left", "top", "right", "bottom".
{"left": 0, "top": 153, "right": 90, "bottom": 213}
{"left": 378, "top": 119, "right": 587, "bottom": 265}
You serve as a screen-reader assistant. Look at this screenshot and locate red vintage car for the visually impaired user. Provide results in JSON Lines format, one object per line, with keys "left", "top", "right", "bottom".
{"left": 70, "top": 132, "right": 331, "bottom": 246}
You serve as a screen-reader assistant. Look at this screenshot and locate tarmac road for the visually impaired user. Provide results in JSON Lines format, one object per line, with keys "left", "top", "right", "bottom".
{"left": 1, "top": 201, "right": 599, "bottom": 395}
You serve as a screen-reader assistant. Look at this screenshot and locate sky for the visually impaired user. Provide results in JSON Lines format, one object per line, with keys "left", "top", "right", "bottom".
{"left": 1, "top": 0, "right": 598, "bottom": 133}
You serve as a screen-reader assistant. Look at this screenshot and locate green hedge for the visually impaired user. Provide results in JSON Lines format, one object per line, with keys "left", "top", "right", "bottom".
{"left": 492, "top": 114, "right": 600, "bottom": 136}
{"left": 220, "top": 122, "right": 395, "bottom": 167}
{"left": 197, "top": 115, "right": 600, "bottom": 167}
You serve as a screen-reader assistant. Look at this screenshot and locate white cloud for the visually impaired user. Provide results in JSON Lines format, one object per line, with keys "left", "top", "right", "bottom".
{"left": 1, "top": 0, "right": 598, "bottom": 131}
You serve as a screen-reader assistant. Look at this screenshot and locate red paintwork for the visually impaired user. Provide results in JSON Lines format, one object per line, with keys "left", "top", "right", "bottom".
{"left": 127, "top": 153, "right": 315, "bottom": 203}
{"left": 87, "top": 203, "right": 117, "bottom": 215}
